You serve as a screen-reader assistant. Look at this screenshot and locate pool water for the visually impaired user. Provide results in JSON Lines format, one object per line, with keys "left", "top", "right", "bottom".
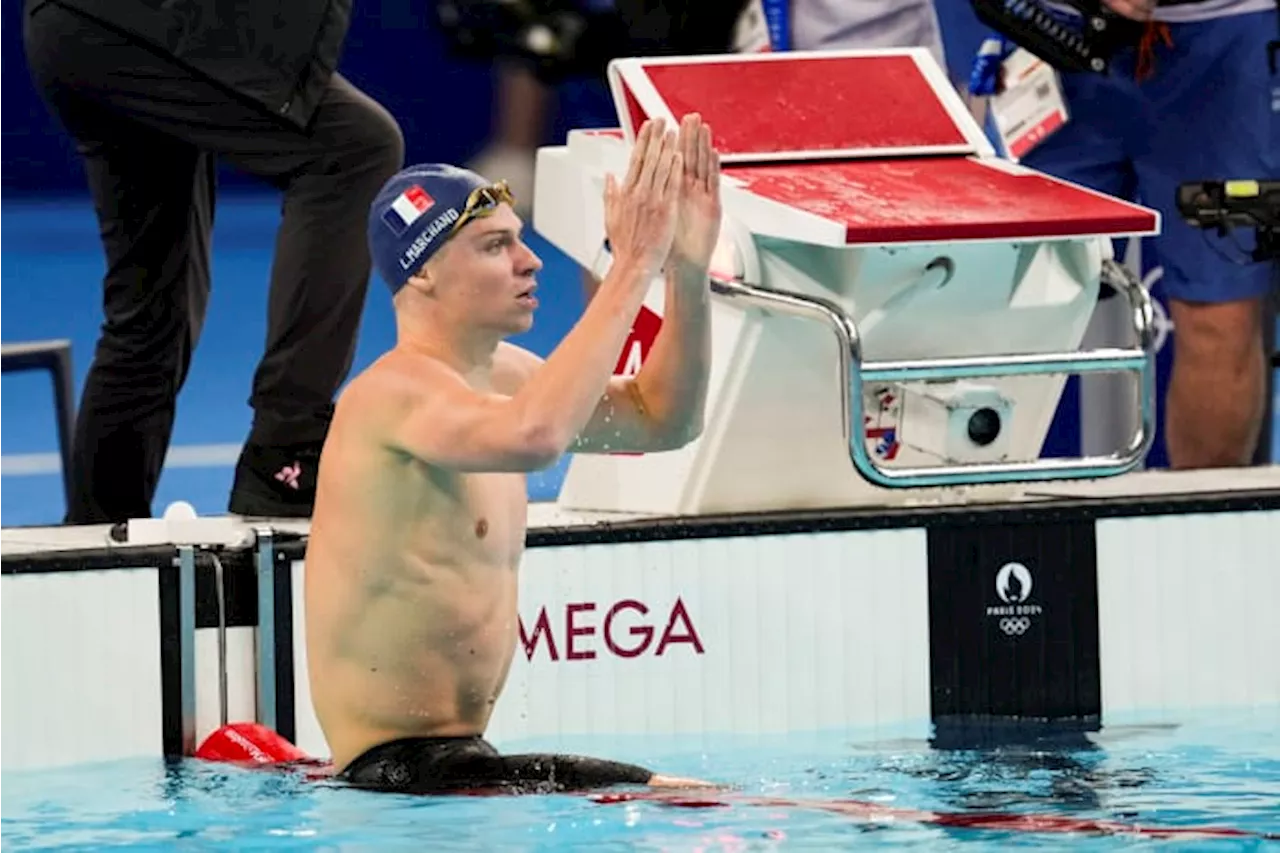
{"left": 4, "top": 708, "right": 1277, "bottom": 851}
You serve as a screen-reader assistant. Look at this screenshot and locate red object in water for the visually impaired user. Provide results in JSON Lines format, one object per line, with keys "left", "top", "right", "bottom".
{"left": 195, "top": 722, "right": 309, "bottom": 766}
{"left": 590, "top": 791, "right": 1264, "bottom": 841}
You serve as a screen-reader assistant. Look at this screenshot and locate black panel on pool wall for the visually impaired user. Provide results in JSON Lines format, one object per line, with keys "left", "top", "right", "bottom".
{"left": 927, "top": 520, "right": 1100, "bottom": 727}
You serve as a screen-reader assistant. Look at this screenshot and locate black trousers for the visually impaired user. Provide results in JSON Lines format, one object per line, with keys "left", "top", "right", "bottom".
{"left": 23, "top": 2, "right": 405, "bottom": 524}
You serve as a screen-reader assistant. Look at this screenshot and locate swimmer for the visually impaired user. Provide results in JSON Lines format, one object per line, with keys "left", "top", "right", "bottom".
{"left": 304, "top": 115, "right": 721, "bottom": 796}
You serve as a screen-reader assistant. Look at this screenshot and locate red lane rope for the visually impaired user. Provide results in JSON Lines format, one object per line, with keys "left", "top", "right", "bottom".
{"left": 196, "top": 724, "right": 1272, "bottom": 841}
{"left": 589, "top": 791, "right": 1270, "bottom": 841}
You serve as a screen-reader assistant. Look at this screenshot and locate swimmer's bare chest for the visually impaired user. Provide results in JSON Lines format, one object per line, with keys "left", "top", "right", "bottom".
{"left": 367, "top": 458, "right": 529, "bottom": 669}
{"left": 307, "top": 453, "right": 531, "bottom": 759}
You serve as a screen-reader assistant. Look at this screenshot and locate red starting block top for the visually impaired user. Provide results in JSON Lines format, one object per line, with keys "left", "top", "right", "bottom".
{"left": 605, "top": 50, "right": 1159, "bottom": 243}
{"left": 723, "top": 157, "right": 1159, "bottom": 244}
{"left": 608, "top": 50, "right": 988, "bottom": 161}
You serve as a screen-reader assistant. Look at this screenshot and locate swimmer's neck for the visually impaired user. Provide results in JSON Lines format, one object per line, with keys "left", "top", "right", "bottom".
{"left": 394, "top": 311, "right": 503, "bottom": 382}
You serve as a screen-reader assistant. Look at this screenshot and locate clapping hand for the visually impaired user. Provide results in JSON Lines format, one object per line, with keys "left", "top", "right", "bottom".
{"left": 666, "top": 113, "right": 722, "bottom": 277}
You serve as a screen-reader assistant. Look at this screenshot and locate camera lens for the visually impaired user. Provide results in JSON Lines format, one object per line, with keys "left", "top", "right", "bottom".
{"left": 967, "top": 408, "right": 1001, "bottom": 447}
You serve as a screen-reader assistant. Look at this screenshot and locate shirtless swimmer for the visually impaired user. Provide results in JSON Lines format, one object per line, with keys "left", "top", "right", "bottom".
{"left": 304, "top": 115, "right": 721, "bottom": 795}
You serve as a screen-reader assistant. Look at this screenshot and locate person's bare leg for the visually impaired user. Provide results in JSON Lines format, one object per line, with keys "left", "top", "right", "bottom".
{"left": 647, "top": 773, "right": 722, "bottom": 789}
{"left": 1164, "top": 296, "right": 1266, "bottom": 468}
{"left": 494, "top": 62, "right": 549, "bottom": 150}
{"left": 470, "top": 63, "right": 550, "bottom": 215}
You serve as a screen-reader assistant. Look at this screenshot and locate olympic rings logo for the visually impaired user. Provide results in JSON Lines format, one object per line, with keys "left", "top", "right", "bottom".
{"left": 999, "top": 617, "right": 1031, "bottom": 635}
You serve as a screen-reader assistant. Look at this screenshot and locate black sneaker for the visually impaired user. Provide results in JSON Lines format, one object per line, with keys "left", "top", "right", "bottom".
{"left": 227, "top": 442, "right": 321, "bottom": 518}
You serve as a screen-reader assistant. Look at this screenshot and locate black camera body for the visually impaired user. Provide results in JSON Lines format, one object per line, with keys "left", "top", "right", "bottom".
{"left": 431, "top": 0, "right": 750, "bottom": 83}
{"left": 1177, "top": 180, "right": 1280, "bottom": 264}
{"left": 967, "top": 0, "right": 1146, "bottom": 74}
{"left": 432, "top": 0, "right": 630, "bottom": 83}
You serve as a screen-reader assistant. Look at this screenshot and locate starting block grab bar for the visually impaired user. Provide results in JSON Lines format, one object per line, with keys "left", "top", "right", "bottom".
{"left": 708, "top": 261, "right": 1158, "bottom": 488}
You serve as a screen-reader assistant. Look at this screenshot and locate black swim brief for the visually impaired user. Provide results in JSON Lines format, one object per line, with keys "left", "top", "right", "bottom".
{"left": 338, "top": 736, "right": 653, "bottom": 795}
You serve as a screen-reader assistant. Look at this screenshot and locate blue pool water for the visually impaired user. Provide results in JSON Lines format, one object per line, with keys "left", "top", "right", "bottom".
{"left": 4, "top": 709, "right": 1277, "bottom": 851}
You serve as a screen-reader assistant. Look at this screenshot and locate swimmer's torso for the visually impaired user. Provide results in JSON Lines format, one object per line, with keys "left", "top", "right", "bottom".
{"left": 304, "top": 351, "right": 530, "bottom": 772}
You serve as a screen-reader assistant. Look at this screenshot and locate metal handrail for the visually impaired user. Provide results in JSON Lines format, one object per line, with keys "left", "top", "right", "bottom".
{"left": 1, "top": 339, "right": 77, "bottom": 509}
{"left": 709, "top": 260, "right": 1157, "bottom": 488}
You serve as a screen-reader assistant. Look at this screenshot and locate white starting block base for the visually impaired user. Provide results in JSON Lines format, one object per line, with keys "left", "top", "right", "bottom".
{"left": 555, "top": 235, "right": 1109, "bottom": 515}
{"left": 534, "top": 49, "right": 1161, "bottom": 517}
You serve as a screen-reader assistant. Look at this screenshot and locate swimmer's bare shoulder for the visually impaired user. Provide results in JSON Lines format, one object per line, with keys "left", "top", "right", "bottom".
{"left": 331, "top": 351, "right": 453, "bottom": 444}
{"left": 327, "top": 349, "right": 508, "bottom": 465}
{"left": 311, "top": 350, "right": 487, "bottom": 554}
{"left": 333, "top": 344, "right": 565, "bottom": 475}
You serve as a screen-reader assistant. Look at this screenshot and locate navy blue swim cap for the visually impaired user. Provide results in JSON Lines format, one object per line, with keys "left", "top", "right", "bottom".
{"left": 367, "top": 163, "right": 508, "bottom": 296}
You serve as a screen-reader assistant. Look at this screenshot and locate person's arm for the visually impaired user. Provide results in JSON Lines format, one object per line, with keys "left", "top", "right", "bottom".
{"left": 492, "top": 271, "right": 711, "bottom": 456}
{"left": 496, "top": 114, "right": 722, "bottom": 455}
{"left": 1102, "top": 0, "right": 1154, "bottom": 20}
{"left": 578, "top": 114, "right": 721, "bottom": 453}
{"left": 381, "top": 269, "right": 652, "bottom": 473}
{"left": 573, "top": 262, "right": 712, "bottom": 453}
{"left": 486, "top": 275, "right": 711, "bottom": 458}
{"left": 386, "top": 119, "right": 685, "bottom": 472}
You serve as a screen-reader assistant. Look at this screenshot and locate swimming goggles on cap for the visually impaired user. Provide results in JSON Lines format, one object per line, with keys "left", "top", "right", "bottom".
{"left": 451, "top": 180, "right": 516, "bottom": 235}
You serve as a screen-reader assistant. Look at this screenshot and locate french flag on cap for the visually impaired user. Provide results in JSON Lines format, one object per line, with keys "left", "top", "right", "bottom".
{"left": 381, "top": 185, "right": 433, "bottom": 236}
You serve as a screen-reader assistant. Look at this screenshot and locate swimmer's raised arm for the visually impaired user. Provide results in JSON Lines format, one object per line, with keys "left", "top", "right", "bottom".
{"left": 384, "top": 119, "right": 685, "bottom": 472}
{"left": 495, "top": 114, "right": 721, "bottom": 455}
{"left": 593, "top": 114, "right": 720, "bottom": 452}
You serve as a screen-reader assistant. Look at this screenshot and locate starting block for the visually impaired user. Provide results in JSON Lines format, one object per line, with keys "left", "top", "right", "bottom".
{"left": 533, "top": 49, "right": 1161, "bottom": 515}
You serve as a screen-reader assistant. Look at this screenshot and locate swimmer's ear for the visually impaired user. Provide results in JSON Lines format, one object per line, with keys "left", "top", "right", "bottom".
{"left": 409, "top": 262, "right": 437, "bottom": 295}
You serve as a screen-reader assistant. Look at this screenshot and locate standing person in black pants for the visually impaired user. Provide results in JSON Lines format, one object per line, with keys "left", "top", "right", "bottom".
{"left": 22, "top": 0, "right": 406, "bottom": 523}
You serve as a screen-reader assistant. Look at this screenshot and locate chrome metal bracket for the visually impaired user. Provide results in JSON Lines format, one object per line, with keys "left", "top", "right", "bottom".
{"left": 709, "top": 258, "right": 1156, "bottom": 488}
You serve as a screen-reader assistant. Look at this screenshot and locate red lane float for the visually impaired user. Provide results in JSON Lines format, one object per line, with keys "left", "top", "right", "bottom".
{"left": 195, "top": 722, "right": 335, "bottom": 779}
{"left": 195, "top": 722, "right": 310, "bottom": 765}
